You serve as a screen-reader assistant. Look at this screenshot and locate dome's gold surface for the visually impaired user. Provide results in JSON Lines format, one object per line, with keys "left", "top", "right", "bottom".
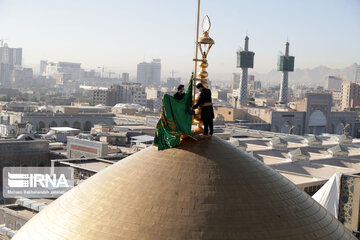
{"left": 13, "top": 137, "right": 356, "bottom": 240}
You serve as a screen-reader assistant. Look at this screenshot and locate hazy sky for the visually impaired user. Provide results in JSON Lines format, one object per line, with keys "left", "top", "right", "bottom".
{"left": 0, "top": 0, "right": 359, "bottom": 81}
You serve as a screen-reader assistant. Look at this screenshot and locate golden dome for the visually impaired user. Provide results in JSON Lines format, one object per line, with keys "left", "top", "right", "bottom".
{"left": 13, "top": 137, "right": 356, "bottom": 240}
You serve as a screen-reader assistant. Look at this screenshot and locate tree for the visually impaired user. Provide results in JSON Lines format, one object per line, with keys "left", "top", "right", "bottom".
{"left": 0, "top": 95, "right": 11, "bottom": 101}
{"left": 30, "top": 96, "right": 38, "bottom": 102}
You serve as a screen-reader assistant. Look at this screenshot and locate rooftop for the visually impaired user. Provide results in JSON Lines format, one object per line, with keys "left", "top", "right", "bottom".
{"left": 13, "top": 136, "right": 355, "bottom": 240}
{"left": 50, "top": 127, "right": 80, "bottom": 132}
{"left": 226, "top": 130, "right": 360, "bottom": 188}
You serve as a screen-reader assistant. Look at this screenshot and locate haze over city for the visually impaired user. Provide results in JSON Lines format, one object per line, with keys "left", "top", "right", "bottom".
{"left": 1, "top": 0, "right": 359, "bottom": 81}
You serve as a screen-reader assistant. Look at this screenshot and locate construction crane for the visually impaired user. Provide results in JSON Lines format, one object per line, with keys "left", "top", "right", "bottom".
{"left": 97, "top": 66, "right": 105, "bottom": 78}
{"left": 0, "top": 39, "right": 8, "bottom": 47}
{"left": 169, "top": 70, "right": 178, "bottom": 78}
{"left": 107, "top": 71, "right": 115, "bottom": 79}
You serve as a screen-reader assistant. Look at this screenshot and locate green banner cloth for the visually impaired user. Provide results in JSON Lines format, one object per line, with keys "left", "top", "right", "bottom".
{"left": 154, "top": 76, "right": 193, "bottom": 150}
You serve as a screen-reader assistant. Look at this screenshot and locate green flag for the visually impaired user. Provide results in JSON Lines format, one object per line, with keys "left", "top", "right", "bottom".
{"left": 154, "top": 75, "right": 193, "bottom": 150}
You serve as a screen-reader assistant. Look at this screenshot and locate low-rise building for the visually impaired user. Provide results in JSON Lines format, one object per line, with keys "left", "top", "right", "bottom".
{"left": 52, "top": 156, "right": 127, "bottom": 182}
{"left": 212, "top": 89, "right": 228, "bottom": 101}
{"left": 67, "top": 136, "right": 108, "bottom": 158}
{"left": 0, "top": 110, "right": 115, "bottom": 132}
{"left": 100, "top": 133, "right": 127, "bottom": 146}
{"left": 0, "top": 139, "right": 50, "bottom": 188}
{"left": 246, "top": 93, "right": 358, "bottom": 136}
{"left": 45, "top": 127, "right": 80, "bottom": 142}
{"left": 0, "top": 198, "right": 53, "bottom": 239}
{"left": 213, "top": 107, "right": 247, "bottom": 122}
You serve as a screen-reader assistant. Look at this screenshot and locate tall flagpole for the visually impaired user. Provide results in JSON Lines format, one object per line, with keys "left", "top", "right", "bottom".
{"left": 193, "top": 0, "right": 200, "bottom": 102}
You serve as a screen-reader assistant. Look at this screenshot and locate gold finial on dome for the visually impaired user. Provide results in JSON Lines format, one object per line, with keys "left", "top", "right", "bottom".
{"left": 197, "top": 15, "right": 215, "bottom": 87}
{"left": 193, "top": 15, "right": 215, "bottom": 132}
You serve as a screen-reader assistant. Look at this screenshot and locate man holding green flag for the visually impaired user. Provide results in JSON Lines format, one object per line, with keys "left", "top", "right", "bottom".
{"left": 154, "top": 75, "right": 193, "bottom": 150}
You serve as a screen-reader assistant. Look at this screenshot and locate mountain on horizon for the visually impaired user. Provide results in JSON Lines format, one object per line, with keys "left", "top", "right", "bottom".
{"left": 253, "top": 63, "right": 359, "bottom": 87}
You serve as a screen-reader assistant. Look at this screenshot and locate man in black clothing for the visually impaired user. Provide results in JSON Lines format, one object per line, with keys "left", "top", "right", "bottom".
{"left": 192, "top": 83, "right": 214, "bottom": 136}
{"left": 173, "top": 84, "right": 185, "bottom": 100}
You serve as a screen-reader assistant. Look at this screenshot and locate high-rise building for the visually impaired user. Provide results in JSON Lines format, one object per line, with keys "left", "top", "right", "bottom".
{"left": 248, "top": 74, "right": 255, "bottom": 85}
{"left": 11, "top": 48, "right": 22, "bottom": 66}
{"left": 0, "top": 43, "right": 22, "bottom": 67}
{"left": 40, "top": 60, "right": 48, "bottom": 75}
{"left": 122, "top": 73, "right": 129, "bottom": 82}
{"left": 122, "top": 82, "right": 147, "bottom": 105}
{"left": 137, "top": 62, "right": 149, "bottom": 85}
{"left": 232, "top": 73, "right": 240, "bottom": 90}
{"left": 356, "top": 66, "right": 360, "bottom": 83}
{"left": 92, "top": 85, "right": 125, "bottom": 106}
{"left": 0, "top": 63, "right": 10, "bottom": 87}
{"left": 94, "top": 82, "right": 147, "bottom": 106}
{"left": 248, "top": 75, "right": 261, "bottom": 90}
{"left": 150, "top": 59, "right": 161, "bottom": 85}
{"left": 341, "top": 80, "right": 360, "bottom": 110}
{"left": 253, "top": 80, "right": 261, "bottom": 90}
{"left": 324, "top": 76, "right": 342, "bottom": 91}
{"left": 0, "top": 43, "right": 22, "bottom": 87}
{"left": 136, "top": 59, "right": 161, "bottom": 86}
{"left": 42, "top": 61, "right": 82, "bottom": 81}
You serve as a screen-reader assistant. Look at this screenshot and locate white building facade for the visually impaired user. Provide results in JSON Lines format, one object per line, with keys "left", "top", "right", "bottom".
{"left": 136, "top": 59, "right": 161, "bottom": 86}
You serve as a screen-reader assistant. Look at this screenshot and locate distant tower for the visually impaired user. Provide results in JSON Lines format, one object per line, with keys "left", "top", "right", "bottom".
{"left": 278, "top": 42, "right": 295, "bottom": 104}
{"left": 236, "top": 36, "right": 255, "bottom": 106}
{"left": 355, "top": 66, "right": 360, "bottom": 83}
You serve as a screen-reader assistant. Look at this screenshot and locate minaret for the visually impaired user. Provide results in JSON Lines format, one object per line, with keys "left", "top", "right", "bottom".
{"left": 237, "top": 36, "right": 255, "bottom": 106}
{"left": 278, "top": 42, "right": 295, "bottom": 104}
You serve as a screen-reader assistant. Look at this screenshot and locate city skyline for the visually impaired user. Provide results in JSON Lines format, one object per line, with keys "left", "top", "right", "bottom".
{"left": 0, "top": 0, "right": 359, "bottom": 80}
